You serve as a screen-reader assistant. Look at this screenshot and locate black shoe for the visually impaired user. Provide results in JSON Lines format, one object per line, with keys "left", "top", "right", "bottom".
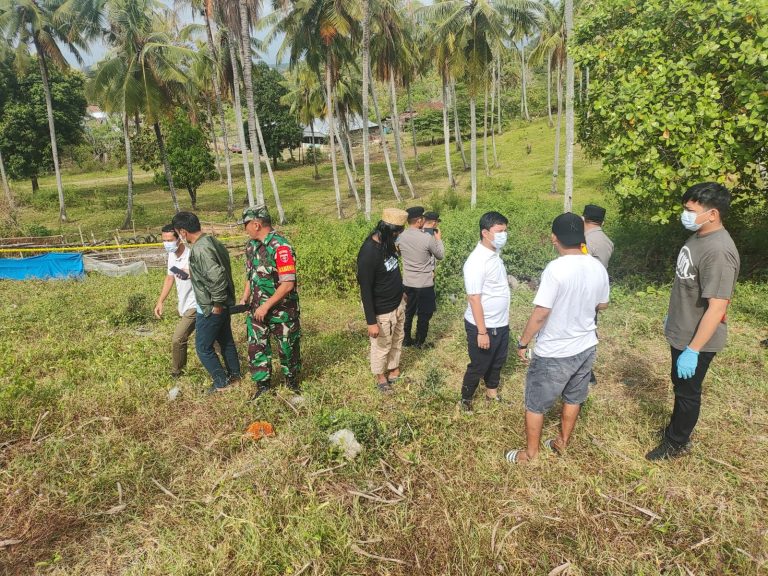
{"left": 589, "top": 371, "right": 597, "bottom": 387}
{"left": 414, "top": 341, "right": 434, "bottom": 350}
{"left": 645, "top": 439, "right": 691, "bottom": 461}
{"left": 248, "top": 384, "right": 271, "bottom": 402}
{"left": 485, "top": 394, "right": 505, "bottom": 404}
{"left": 286, "top": 379, "right": 301, "bottom": 394}
{"left": 403, "top": 337, "right": 416, "bottom": 348}
{"left": 460, "top": 399, "right": 473, "bottom": 414}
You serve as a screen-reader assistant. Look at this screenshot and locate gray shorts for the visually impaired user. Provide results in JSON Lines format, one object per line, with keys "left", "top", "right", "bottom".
{"left": 524, "top": 346, "right": 596, "bottom": 414}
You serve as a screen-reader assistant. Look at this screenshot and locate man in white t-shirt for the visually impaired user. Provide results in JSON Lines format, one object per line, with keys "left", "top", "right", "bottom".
{"left": 154, "top": 224, "right": 198, "bottom": 377}
{"left": 506, "top": 213, "right": 609, "bottom": 464}
{"left": 460, "top": 211, "right": 511, "bottom": 412}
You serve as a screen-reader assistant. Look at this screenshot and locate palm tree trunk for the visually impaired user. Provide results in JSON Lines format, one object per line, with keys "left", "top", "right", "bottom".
{"left": 254, "top": 111, "right": 284, "bottom": 223}
{"left": 237, "top": 2, "right": 264, "bottom": 206}
{"left": 547, "top": 51, "right": 554, "bottom": 128}
{"left": 441, "top": 75, "right": 455, "bottom": 189}
{"left": 325, "top": 58, "right": 343, "bottom": 218}
{"left": 121, "top": 112, "right": 134, "bottom": 230}
{"left": 310, "top": 123, "right": 320, "bottom": 180}
{"left": 470, "top": 96, "right": 477, "bottom": 208}
{"left": 0, "top": 150, "right": 14, "bottom": 214}
{"left": 368, "top": 64, "right": 401, "bottom": 202}
{"left": 362, "top": 0, "right": 372, "bottom": 220}
{"left": 227, "top": 36, "right": 254, "bottom": 206}
{"left": 407, "top": 84, "right": 420, "bottom": 170}
{"left": 154, "top": 121, "right": 180, "bottom": 212}
{"left": 388, "top": 76, "right": 414, "bottom": 197}
{"left": 204, "top": 10, "right": 234, "bottom": 217}
{"left": 335, "top": 100, "right": 361, "bottom": 210}
{"left": 521, "top": 40, "right": 530, "bottom": 122}
{"left": 483, "top": 79, "right": 490, "bottom": 177}
{"left": 497, "top": 56, "right": 502, "bottom": 134}
{"left": 490, "top": 62, "right": 499, "bottom": 168}
{"left": 205, "top": 95, "right": 223, "bottom": 182}
{"left": 564, "top": 0, "right": 575, "bottom": 213}
{"left": 451, "top": 80, "right": 468, "bottom": 170}
{"left": 33, "top": 42, "right": 67, "bottom": 222}
{"left": 342, "top": 112, "right": 357, "bottom": 177}
{"left": 551, "top": 61, "right": 563, "bottom": 195}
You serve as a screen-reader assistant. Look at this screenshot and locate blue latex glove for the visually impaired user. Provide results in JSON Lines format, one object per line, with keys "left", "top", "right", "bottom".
{"left": 676, "top": 347, "right": 699, "bottom": 379}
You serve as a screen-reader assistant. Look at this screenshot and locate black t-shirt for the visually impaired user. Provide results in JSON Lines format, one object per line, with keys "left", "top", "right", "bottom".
{"left": 356, "top": 235, "right": 403, "bottom": 325}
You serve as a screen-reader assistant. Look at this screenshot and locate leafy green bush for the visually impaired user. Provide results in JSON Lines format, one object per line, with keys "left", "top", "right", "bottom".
{"left": 574, "top": 0, "right": 768, "bottom": 222}
{"left": 111, "top": 293, "right": 151, "bottom": 326}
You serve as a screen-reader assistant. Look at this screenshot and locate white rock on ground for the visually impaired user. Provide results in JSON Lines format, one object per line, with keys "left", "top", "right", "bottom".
{"left": 328, "top": 429, "right": 363, "bottom": 460}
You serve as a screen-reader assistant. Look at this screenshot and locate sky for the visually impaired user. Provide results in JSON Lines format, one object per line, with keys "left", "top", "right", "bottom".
{"left": 68, "top": 4, "right": 283, "bottom": 70}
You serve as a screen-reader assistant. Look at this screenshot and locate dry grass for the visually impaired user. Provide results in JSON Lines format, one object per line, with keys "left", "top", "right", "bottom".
{"left": 1, "top": 121, "right": 767, "bottom": 575}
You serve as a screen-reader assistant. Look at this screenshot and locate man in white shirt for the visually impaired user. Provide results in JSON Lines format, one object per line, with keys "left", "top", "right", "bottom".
{"left": 460, "top": 211, "right": 511, "bottom": 412}
{"left": 154, "top": 224, "right": 198, "bottom": 378}
{"left": 506, "top": 213, "right": 609, "bottom": 463}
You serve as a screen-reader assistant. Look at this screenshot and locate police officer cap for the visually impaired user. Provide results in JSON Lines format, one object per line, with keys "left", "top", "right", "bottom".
{"left": 406, "top": 206, "right": 425, "bottom": 220}
{"left": 583, "top": 204, "right": 606, "bottom": 223}
{"left": 238, "top": 204, "right": 270, "bottom": 224}
{"left": 423, "top": 211, "right": 441, "bottom": 222}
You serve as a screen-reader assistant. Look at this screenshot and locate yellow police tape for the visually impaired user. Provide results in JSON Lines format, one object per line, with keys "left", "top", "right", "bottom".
{"left": 0, "top": 236, "right": 245, "bottom": 254}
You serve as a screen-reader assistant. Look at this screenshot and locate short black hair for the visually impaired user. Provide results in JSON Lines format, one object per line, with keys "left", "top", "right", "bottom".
{"left": 682, "top": 182, "right": 731, "bottom": 217}
{"left": 171, "top": 211, "right": 201, "bottom": 233}
{"left": 161, "top": 224, "right": 178, "bottom": 238}
{"left": 479, "top": 211, "right": 508, "bottom": 239}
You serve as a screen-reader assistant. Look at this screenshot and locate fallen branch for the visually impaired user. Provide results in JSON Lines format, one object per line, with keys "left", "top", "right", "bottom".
{"left": 348, "top": 490, "right": 403, "bottom": 504}
{"left": 690, "top": 535, "right": 714, "bottom": 550}
{"left": 275, "top": 392, "right": 300, "bottom": 415}
{"left": 309, "top": 462, "right": 347, "bottom": 478}
{"left": 151, "top": 477, "right": 179, "bottom": 500}
{"left": 548, "top": 562, "right": 571, "bottom": 576}
{"left": 601, "top": 493, "right": 661, "bottom": 521}
{"left": 351, "top": 543, "right": 407, "bottom": 565}
{"left": 0, "top": 539, "right": 22, "bottom": 548}
{"left": 29, "top": 411, "right": 50, "bottom": 443}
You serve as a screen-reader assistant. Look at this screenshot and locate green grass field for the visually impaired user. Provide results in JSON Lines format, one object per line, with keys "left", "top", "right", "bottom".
{"left": 1, "top": 120, "right": 767, "bottom": 574}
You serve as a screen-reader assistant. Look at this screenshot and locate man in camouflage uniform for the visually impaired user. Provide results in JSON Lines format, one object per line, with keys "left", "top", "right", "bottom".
{"left": 238, "top": 205, "right": 301, "bottom": 400}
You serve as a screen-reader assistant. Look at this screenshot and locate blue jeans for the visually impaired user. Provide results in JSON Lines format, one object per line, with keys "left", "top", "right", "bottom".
{"left": 195, "top": 310, "right": 241, "bottom": 388}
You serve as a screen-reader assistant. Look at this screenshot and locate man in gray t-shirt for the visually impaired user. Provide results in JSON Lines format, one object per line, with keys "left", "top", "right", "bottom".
{"left": 583, "top": 204, "right": 614, "bottom": 269}
{"left": 646, "top": 183, "right": 740, "bottom": 461}
{"left": 397, "top": 206, "right": 445, "bottom": 348}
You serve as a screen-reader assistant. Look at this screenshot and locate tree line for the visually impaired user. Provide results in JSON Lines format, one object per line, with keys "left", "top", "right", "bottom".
{"left": 1, "top": 0, "right": 764, "bottom": 228}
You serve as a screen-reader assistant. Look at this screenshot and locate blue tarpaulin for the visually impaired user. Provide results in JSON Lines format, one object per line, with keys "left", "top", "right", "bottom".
{"left": 0, "top": 253, "right": 84, "bottom": 280}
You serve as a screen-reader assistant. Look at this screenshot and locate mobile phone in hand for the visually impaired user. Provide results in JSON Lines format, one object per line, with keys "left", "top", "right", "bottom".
{"left": 169, "top": 266, "right": 189, "bottom": 280}
{"left": 424, "top": 228, "right": 438, "bottom": 235}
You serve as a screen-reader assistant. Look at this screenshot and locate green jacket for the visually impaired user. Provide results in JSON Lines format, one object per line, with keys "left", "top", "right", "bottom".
{"left": 189, "top": 234, "right": 236, "bottom": 316}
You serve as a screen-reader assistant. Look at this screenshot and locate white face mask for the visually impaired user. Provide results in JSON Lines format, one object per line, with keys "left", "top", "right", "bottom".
{"left": 681, "top": 209, "right": 710, "bottom": 231}
{"left": 491, "top": 230, "right": 508, "bottom": 250}
{"left": 163, "top": 240, "right": 178, "bottom": 253}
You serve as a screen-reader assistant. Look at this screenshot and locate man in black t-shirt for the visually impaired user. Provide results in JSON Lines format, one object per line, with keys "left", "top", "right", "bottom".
{"left": 356, "top": 208, "right": 408, "bottom": 392}
{"left": 646, "top": 182, "right": 740, "bottom": 461}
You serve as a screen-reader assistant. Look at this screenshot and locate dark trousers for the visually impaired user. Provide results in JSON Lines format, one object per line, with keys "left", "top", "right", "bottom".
{"left": 195, "top": 310, "right": 241, "bottom": 388}
{"left": 665, "top": 346, "right": 716, "bottom": 446}
{"left": 461, "top": 320, "right": 510, "bottom": 401}
{"left": 404, "top": 286, "right": 436, "bottom": 344}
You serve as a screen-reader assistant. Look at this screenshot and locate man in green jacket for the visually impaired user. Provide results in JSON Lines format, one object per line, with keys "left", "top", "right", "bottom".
{"left": 172, "top": 212, "right": 241, "bottom": 393}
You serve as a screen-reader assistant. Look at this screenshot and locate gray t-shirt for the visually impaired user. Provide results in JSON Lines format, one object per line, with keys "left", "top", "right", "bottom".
{"left": 397, "top": 227, "right": 444, "bottom": 288}
{"left": 585, "top": 227, "right": 614, "bottom": 269}
{"left": 665, "top": 228, "right": 739, "bottom": 353}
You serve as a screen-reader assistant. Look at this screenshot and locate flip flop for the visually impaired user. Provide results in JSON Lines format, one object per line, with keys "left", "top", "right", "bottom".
{"left": 505, "top": 449, "right": 525, "bottom": 464}
{"left": 543, "top": 438, "right": 563, "bottom": 455}
{"left": 376, "top": 379, "right": 393, "bottom": 393}
{"left": 387, "top": 374, "right": 404, "bottom": 385}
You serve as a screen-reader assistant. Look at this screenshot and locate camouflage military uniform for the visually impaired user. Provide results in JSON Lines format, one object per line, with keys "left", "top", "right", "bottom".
{"left": 245, "top": 231, "right": 301, "bottom": 387}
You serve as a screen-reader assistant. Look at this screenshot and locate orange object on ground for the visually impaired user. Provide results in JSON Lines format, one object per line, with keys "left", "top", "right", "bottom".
{"left": 245, "top": 421, "right": 274, "bottom": 440}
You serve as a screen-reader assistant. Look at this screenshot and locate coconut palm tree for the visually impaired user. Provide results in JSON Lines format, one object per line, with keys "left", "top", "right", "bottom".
{"left": 564, "top": 0, "right": 575, "bottom": 212}
{"left": 0, "top": 150, "right": 13, "bottom": 215}
{"left": 367, "top": 63, "right": 402, "bottom": 202}
{"left": 266, "top": 0, "right": 360, "bottom": 219}
{"left": 361, "top": 0, "right": 372, "bottom": 219}
{"left": 0, "top": 0, "right": 104, "bottom": 221}
{"left": 90, "top": 0, "right": 193, "bottom": 217}
{"left": 280, "top": 62, "right": 324, "bottom": 180}
{"left": 421, "top": 0, "right": 508, "bottom": 208}
{"left": 371, "top": 0, "right": 415, "bottom": 197}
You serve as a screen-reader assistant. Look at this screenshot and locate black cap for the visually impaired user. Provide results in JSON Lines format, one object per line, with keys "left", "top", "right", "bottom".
{"left": 423, "top": 211, "right": 441, "bottom": 222}
{"left": 583, "top": 204, "right": 606, "bottom": 223}
{"left": 406, "top": 206, "right": 425, "bottom": 220}
{"left": 552, "top": 212, "right": 586, "bottom": 247}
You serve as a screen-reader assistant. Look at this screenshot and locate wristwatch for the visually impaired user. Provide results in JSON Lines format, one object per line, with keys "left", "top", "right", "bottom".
{"left": 517, "top": 340, "right": 528, "bottom": 350}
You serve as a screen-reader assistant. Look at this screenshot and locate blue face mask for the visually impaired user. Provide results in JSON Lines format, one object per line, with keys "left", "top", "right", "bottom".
{"left": 680, "top": 209, "right": 710, "bottom": 232}
{"left": 492, "top": 231, "right": 508, "bottom": 250}
{"left": 163, "top": 240, "right": 178, "bottom": 253}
